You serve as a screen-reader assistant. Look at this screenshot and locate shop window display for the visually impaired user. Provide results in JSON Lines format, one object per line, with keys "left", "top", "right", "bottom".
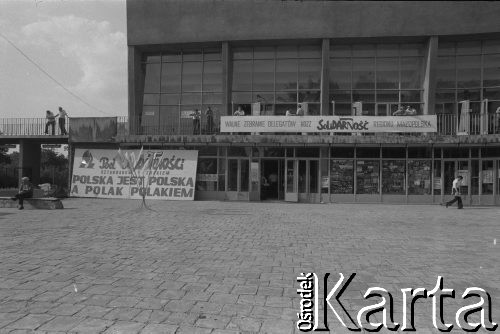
{"left": 356, "top": 160, "right": 379, "bottom": 194}
{"left": 382, "top": 160, "right": 406, "bottom": 194}
{"left": 330, "top": 160, "right": 354, "bottom": 194}
{"left": 408, "top": 160, "right": 432, "bottom": 195}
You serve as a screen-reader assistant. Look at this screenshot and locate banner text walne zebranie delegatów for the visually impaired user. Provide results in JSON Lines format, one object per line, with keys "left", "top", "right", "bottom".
{"left": 297, "top": 273, "right": 497, "bottom": 332}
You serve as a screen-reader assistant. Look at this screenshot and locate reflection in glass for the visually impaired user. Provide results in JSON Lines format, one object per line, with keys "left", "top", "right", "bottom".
{"left": 483, "top": 54, "right": 500, "bottom": 87}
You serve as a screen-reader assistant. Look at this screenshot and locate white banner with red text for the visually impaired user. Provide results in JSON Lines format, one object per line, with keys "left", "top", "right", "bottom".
{"left": 70, "top": 148, "right": 198, "bottom": 200}
{"left": 220, "top": 115, "right": 437, "bottom": 133}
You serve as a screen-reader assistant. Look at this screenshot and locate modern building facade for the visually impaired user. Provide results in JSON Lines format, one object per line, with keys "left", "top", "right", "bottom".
{"left": 124, "top": 0, "right": 500, "bottom": 205}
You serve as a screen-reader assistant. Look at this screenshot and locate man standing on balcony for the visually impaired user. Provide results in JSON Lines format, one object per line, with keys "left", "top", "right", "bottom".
{"left": 45, "top": 110, "right": 56, "bottom": 135}
{"left": 205, "top": 106, "right": 214, "bottom": 134}
{"left": 296, "top": 104, "right": 304, "bottom": 116}
{"left": 56, "top": 106, "right": 68, "bottom": 135}
{"left": 444, "top": 175, "right": 464, "bottom": 209}
{"left": 191, "top": 109, "right": 201, "bottom": 135}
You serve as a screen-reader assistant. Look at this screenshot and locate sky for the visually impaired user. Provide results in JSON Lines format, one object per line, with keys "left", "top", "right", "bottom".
{"left": 0, "top": 0, "right": 127, "bottom": 118}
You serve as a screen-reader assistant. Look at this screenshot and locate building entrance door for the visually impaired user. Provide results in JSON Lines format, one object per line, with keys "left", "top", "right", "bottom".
{"left": 261, "top": 159, "right": 284, "bottom": 200}
{"left": 284, "top": 159, "right": 298, "bottom": 202}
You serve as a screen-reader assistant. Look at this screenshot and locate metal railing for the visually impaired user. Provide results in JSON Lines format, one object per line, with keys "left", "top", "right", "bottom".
{"left": 2, "top": 114, "right": 500, "bottom": 138}
{"left": 122, "top": 114, "right": 500, "bottom": 137}
{"left": 0, "top": 118, "right": 69, "bottom": 136}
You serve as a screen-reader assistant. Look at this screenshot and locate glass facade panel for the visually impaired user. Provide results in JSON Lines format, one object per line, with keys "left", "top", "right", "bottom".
{"left": 471, "top": 160, "right": 479, "bottom": 195}
{"left": 181, "top": 61, "right": 202, "bottom": 91}
{"left": 433, "top": 160, "right": 442, "bottom": 195}
{"left": 330, "top": 58, "right": 351, "bottom": 90}
{"left": 356, "top": 160, "right": 379, "bottom": 194}
{"left": 376, "top": 57, "right": 398, "bottom": 89}
{"left": 276, "top": 59, "right": 298, "bottom": 90}
{"left": 483, "top": 54, "right": 500, "bottom": 87}
{"left": 203, "top": 61, "right": 222, "bottom": 92}
{"left": 436, "top": 56, "right": 456, "bottom": 89}
{"left": 298, "top": 59, "right": 321, "bottom": 89}
{"left": 352, "top": 58, "right": 375, "bottom": 89}
{"left": 144, "top": 63, "right": 161, "bottom": 92}
{"left": 232, "top": 60, "right": 252, "bottom": 91}
{"left": 456, "top": 56, "right": 481, "bottom": 88}
{"left": 408, "top": 160, "right": 432, "bottom": 195}
{"left": 400, "top": 57, "right": 424, "bottom": 89}
{"left": 253, "top": 60, "right": 274, "bottom": 91}
{"left": 382, "top": 160, "right": 406, "bottom": 194}
{"left": 309, "top": 160, "right": 319, "bottom": 193}
{"left": 161, "top": 63, "right": 181, "bottom": 93}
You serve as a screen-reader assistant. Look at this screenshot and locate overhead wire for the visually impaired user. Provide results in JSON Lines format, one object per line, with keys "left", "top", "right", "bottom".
{"left": 0, "top": 31, "right": 111, "bottom": 116}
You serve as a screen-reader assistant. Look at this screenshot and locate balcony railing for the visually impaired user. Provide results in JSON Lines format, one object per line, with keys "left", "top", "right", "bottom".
{"left": 0, "top": 118, "right": 69, "bottom": 136}
{"left": 2, "top": 114, "right": 499, "bottom": 138}
{"left": 121, "top": 114, "right": 500, "bottom": 137}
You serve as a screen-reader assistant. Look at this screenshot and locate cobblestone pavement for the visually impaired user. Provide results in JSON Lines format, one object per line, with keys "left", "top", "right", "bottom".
{"left": 0, "top": 199, "right": 499, "bottom": 333}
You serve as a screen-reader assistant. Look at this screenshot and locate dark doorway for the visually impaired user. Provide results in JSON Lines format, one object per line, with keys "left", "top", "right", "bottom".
{"left": 261, "top": 159, "right": 284, "bottom": 200}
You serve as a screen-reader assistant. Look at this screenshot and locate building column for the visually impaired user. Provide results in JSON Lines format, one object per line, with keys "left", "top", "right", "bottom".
{"left": 321, "top": 39, "right": 330, "bottom": 115}
{"left": 423, "top": 36, "right": 438, "bottom": 115}
{"left": 128, "top": 46, "right": 143, "bottom": 135}
{"left": 222, "top": 42, "right": 231, "bottom": 116}
{"left": 19, "top": 140, "right": 41, "bottom": 186}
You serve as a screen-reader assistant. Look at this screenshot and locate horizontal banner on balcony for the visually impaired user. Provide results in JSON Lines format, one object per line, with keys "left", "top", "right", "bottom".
{"left": 220, "top": 115, "right": 437, "bottom": 133}
{"left": 70, "top": 148, "right": 198, "bottom": 201}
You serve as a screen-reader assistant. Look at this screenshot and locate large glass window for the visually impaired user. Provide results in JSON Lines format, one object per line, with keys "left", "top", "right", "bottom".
{"left": 408, "top": 160, "right": 432, "bottom": 195}
{"left": 141, "top": 48, "right": 223, "bottom": 135}
{"left": 356, "top": 160, "right": 379, "bottom": 194}
{"left": 436, "top": 39, "right": 500, "bottom": 126}
{"left": 330, "top": 160, "right": 354, "bottom": 194}
{"left": 330, "top": 42, "right": 425, "bottom": 115}
{"left": 232, "top": 45, "right": 321, "bottom": 116}
{"left": 482, "top": 161, "right": 494, "bottom": 195}
{"left": 382, "top": 160, "right": 406, "bottom": 194}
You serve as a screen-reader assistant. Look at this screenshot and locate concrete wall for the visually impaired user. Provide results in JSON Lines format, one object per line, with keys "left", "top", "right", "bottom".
{"left": 127, "top": 0, "right": 500, "bottom": 46}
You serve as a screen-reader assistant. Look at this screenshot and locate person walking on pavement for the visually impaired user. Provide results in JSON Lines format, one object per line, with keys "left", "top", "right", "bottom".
{"left": 45, "top": 110, "right": 56, "bottom": 135}
{"left": 57, "top": 106, "right": 68, "bottom": 135}
{"left": 444, "top": 175, "right": 464, "bottom": 209}
{"left": 11, "top": 177, "right": 33, "bottom": 210}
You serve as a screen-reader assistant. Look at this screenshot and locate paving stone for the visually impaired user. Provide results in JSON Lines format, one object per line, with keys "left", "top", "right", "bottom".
{"left": 5, "top": 314, "right": 54, "bottom": 330}
{"left": 38, "top": 315, "right": 82, "bottom": 332}
{"left": 103, "top": 321, "right": 145, "bottom": 334}
{"left": 69, "top": 318, "right": 114, "bottom": 333}
{"left": 1, "top": 200, "right": 499, "bottom": 333}
{"left": 139, "top": 323, "right": 178, "bottom": 334}
{"left": 0, "top": 313, "right": 26, "bottom": 330}
{"left": 74, "top": 305, "right": 113, "bottom": 318}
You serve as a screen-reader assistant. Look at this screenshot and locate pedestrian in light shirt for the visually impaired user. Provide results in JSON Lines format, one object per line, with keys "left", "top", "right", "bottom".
{"left": 443, "top": 175, "right": 464, "bottom": 209}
